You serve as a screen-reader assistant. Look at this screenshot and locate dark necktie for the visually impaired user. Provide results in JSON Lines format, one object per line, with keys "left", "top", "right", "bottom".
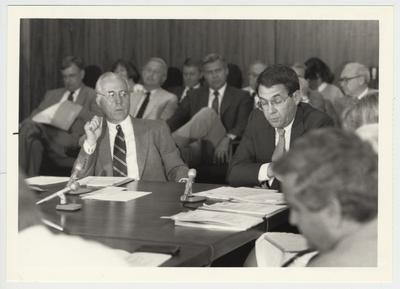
{"left": 112, "top": 125, "right": 128, "bottom": 176}
{"left": 67, "top": 91, "right": 75, "bottom": 102}
{"left": 212, "top": 90, "right": 219, "bottom": 115}
{"left": 136, "top": 91, "right": 151, "bottom": 118}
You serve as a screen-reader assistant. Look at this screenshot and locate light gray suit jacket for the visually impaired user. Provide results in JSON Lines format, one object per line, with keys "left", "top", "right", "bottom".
{"left": 129, "top": 88, "right": 178, "bottom": 121}
{"left": 75, "top": 117, "right": 188, "bottom": 182}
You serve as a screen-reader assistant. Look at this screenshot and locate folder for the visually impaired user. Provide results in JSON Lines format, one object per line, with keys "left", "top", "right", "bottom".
{"left": 32, "top": 100, "right": 82, "bottom": 131}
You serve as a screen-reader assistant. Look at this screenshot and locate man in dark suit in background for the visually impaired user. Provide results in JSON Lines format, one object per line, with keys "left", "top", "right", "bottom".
{"left": 76, "top": 72, "right": 188, "bottom": 182}
{"left": 227, "top": 64, "right": 333, "bottom": 188}
{"left": 19, "top": 56, "right": 102, "bottom": 177}
{"left": 167, "top": 53, "right": 253, "bottom": 165}
{"left": 170, "top": 58, "right": 203, "bottom": 102}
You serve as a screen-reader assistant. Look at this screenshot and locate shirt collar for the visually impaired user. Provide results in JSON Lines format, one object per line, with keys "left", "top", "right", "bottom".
{"left": 209, "top": 83, "right": 227, "bottom": 98}
{"left": 107, "top": 116, "right": 132, "bottom": 133}
{"left": 275, "top": 117, "right": 295, "bottom": 134}
{"left": 357, "top": 87, "right": 369, "bottom": 100}
{"left": 187, "top": 83, "right": 200, "bottom": 90}
{"left": 317, "top": 82, "right": 328, "bottom": 93}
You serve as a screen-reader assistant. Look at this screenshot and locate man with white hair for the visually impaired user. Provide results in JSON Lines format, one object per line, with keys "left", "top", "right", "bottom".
{"left": 75, "top": 72, "right": 188, "bottom": 182}
{"left": 339, "top": 62, "right": 378, "bottom": 100}
{"left": 243, "top": 60, "right": 268, "bottom": 106}
{"left": 130, "top": 57, "right": 178, "bottom": 120}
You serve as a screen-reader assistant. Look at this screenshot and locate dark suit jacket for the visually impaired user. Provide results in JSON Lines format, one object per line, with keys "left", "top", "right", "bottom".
{"left": 30, "top": 85, "right": 102, "bottom": 146}
{"left": 227, "top": 102, "right": 333, "bottom": 188}
{"left": 167, "top": 85, "right": 253, "bottom": 137}
{"left": 75, "top": 117, "right": 189, "bottom": 182}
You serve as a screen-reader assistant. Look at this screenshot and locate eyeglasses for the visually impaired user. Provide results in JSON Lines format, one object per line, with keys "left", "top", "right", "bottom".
{"left": 96, "top": 90, "right": 129, "bottom": 100}
{"left": 256, "top": 95, "right": 290, "bottom": 111}
{"left": 339, "top": 75, "right": 362, "bottom": 84}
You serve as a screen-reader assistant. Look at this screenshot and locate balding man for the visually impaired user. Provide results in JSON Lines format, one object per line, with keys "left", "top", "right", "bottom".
{"left": 243, "top": 60, "right": 268, "bottom": 107}
{"left": 339, "top": 62, "right": 378, "bottom": 100}
{"left": 130, "top": 57, "right": 178, "bottom": 121}
{"left": 75, "top": 72, "right": 188, "bottom": 182}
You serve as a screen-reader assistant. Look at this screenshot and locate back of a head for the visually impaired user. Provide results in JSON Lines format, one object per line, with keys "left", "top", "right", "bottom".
{"left": 304, "top": 57, "right": 334, "bottom": 83}
{"left": 274, "top": 128, "right": 378, "bottom": 223}
{"left": 257, "top": 64, "right": 300, "bottom": 95}
{"left": 341, "top": 93, "right": 379, "bottom": 131}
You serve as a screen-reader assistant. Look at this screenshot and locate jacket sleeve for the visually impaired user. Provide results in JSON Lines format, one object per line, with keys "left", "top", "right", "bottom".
{"left": 226, "top": 112, "right": 264, "bottom": 187}
{"left": 159, "top": 94, "right": 178, "bottom": 121}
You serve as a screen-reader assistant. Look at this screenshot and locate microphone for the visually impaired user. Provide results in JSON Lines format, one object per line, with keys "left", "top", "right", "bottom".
{"left": 180, "top": 169, "right": 205, "bottom": 203}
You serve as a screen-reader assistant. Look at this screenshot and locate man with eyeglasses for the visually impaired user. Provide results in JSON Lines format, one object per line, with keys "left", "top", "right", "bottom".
{"left": 339, "top": 62, "right": 378, "bottom": 100}
{"left": 227, "top": 65, "right": 333, "bottom": 189}
{"left": 74, "top": 72, "right": 188, "bottom": 182}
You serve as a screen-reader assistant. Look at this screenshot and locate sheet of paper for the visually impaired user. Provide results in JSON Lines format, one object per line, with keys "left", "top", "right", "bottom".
{"left": 81, "top": 186, "right": 151, "bottom": 202}
{"left": 78, "top": 176, "right": 133, "bottom": 187}
{"left": 32, "top": 102, "right": 60, "bottom": 124}
{"left": 194, "top": 186, "right": 285, "bottom": 204}
{"left": 25, "top": 176, "right": 69, "bottom": 186}
{"left": 200, "top": 202, "right": 287, "bottom": 217}
{"left": 126, "top": 252, "right": 171, "bottom": 267}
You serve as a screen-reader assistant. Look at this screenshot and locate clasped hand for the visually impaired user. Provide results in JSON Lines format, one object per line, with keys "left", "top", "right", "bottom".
{"left": 84, "top": 116, "right": 103, "bottom": 146}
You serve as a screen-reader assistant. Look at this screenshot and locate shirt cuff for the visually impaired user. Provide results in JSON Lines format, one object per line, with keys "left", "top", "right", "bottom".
{"left": 258, "top": 163, "right": 275, "bottom": 186}
{"left": 83, "top": 140, "right": 96, "bottom": 155}
{"left": 227, "top": 133, "right": 237, "bottom": 140}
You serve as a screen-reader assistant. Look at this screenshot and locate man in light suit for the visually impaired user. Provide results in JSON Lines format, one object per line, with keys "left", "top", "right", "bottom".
{"left": 129, "top": 57, "right": 178, "bottom": 121}
{"left": 167, "top": 53, "right": 253, "bottom": 165}
{"left": 19, "top": 56, "right": 102, "bottom": 177}
{"left": 227, "top": 65, "right": 333, "bottom": 188}
{"left": 76, "top": 72, "right": 188, "bottom": 182}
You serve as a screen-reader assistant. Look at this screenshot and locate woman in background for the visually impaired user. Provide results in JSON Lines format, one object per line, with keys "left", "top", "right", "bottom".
{"left": 111, "top": 59, "right": 140, "bottom": 93}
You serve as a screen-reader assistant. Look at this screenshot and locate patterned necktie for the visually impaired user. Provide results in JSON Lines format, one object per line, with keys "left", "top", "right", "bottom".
{"left": 271, "top": 128, "right": 286, "bottom": 162}
{"left": 212, "top": 90, "right": 219, "bottom": 114}
{"left": 136, "top": 91, "right": 151, "bottom": 118}
{"left": 67, "top": 91, "right": 74, "bottom": 102}
{"left": 112, "top": 125, "right": 127, "bottom": 176}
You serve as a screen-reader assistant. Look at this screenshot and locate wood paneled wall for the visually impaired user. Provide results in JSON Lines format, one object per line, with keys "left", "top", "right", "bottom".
{"left": 19, "top": 19, "right": 378, "bottom": 120}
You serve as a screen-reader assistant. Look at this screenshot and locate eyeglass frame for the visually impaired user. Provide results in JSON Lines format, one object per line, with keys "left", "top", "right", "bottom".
{"left": 256, "top": 93, "right": 292, "bottom": 111}
{"left": 338, "top": 75, "right": 363, "bottom": 84}
{"left": 96, "top": 90, "right": 129, "bottom": 101}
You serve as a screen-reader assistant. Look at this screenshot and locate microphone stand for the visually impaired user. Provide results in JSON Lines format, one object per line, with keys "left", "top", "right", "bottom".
{"left": 180, "top": 169, "right": 206, "bottom": 203}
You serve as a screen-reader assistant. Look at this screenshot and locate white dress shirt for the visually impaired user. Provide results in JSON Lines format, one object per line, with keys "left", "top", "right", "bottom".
{"left": 207, "top": 83, "right": 227, "bottom": 113}
{"left": 357, "top": 87, "right": 369, "bottom": 100}
{"left": 180, "top": 83, "right": 200, "bottom": 102}
{"left": 258, "top": 118, "right": 295, "bottom": 185}
{"left": 317, "top": 82, "right": 328, "bottom": 93}
{"left": 60, "top": 87, "right": 81, "bottom": 103}
{"left": 83, "top": 116, "right": 140, "bottom": 180}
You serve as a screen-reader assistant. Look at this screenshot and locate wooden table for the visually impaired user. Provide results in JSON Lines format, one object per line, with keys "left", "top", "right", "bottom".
{"left": 37, "top": 180, "right": 288, "bottom": 266}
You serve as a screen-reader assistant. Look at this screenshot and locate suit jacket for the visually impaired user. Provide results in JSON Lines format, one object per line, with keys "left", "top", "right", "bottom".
{"left": 169, "top": 84, "right": 203, "bottom": 102}
{"left": 75, "top": 117, "right": 188, "bottom": 182}
{"left": 129, "top": 88, "right": 178, "bottom": 121}
{"left": 30, "top": 85, "right": 102, "bottom": 147}
{"left": 227, "top": 102, "right": 334, "bottom": 188}
{"left": 167, "top": 85, "right": 253, "bottom": 137}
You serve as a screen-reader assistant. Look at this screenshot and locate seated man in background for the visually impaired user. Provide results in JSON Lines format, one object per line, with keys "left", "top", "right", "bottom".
{"left": 242, "top": 60, "right": 268, "bottom": 107}
{"left": 129, "top": 57, "right": 178, "bottom": 121}
{"left": 170, "top": 57, "right": 203, "bottom": 102}
{"left": 272, "top": 128, "right": 377, "bottom": 266}
{"left": 167, "top": 53, "right": 253, "bottom": 166}
{"left": 339, "top": 62, "right": 378, "bottom": 101}
{"left": 75, "top": 72, "right": 188, "bottom": 182}
{"left": 227, "top": 65, "right": 333, "bottom": 188}
{"left": 19, "top": 56, "right": 102, "bottom": 177}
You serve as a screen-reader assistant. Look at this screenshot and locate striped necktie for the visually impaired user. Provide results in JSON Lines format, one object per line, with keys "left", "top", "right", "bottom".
{"left": 112, "top": 125, "right": 127, "bottom": 176}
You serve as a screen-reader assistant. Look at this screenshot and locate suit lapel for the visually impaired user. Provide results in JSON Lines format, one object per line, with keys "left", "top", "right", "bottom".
{"left": 131, "top": 117, "right": 149, "bottom": 178}
{"left": 198, "top": 87, "right": 209, "bottom": 110}
{"left": 75, "top": 86, "right": 86, "bottom": 106}
{"left": 98, "top": 119, "right": 113, "bottom": 175}
{"left": 220, "top": 86, "right": 232, "bottom": 116}
{"left": 290, "top": 104, "right": 305, "bottom": 145}
{"left": 143, "top": 89, "right": 158, "bottom": 118}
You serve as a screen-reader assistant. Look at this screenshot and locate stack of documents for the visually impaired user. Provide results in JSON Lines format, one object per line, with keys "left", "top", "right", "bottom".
{"left": 25, "top": 176, "right": 70, "bottom": 191}
{"left": 198, "top": 202, "right": 287, "bottom": 218}
{"left": 194, "top": 187, "right": 285, "bottom": 204}
{"left": 78, "top": 176, "right": 134, "bottom": 187}
{"left": 162, "top": 210, "right": 263, "bottom": 231}
{"left": 81, "top": 186, "right": 151, "bottom": 202}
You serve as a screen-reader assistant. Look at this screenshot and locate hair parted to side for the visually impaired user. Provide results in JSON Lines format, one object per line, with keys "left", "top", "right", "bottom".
{"left": 256, "top": 64, "right": 300, "bottom": 96}
{"left": 61, "top": 55, "right": 85, "bottom": 70}
{"left": 183, "top": 57, "right": 202, "bottom": 69}
{"left": 95, "top": 72, "right": 129, "bottom": 105}
{"left": 304, "top": 57, "right": 334, "bottom": 83}
{"left": 111, "top": 59, "right": 140, "bottom": 83}
{"left": 201, "top": 53, "right": 227, "bottom": 69}
{"left": 341, "top": 93, "right": 379, "bottom": 131}
{"left": 273, "top": 128, "right": 378, "bottom": 223}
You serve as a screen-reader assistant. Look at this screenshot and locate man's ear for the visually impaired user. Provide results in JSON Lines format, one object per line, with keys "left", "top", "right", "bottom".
{"left": 325, "top": 198, "right": 343, "bottom": 228}
{"left": 80, "top": 69, "right": 85, "bottom": 80}
{"left": 292, "top": 90, "right": 302, "bottom": 105}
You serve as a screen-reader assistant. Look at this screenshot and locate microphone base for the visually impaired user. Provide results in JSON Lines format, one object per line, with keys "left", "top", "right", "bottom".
{"left": 56, "top": 203, "right": 82, "bottom": 211}
{"left": 180, "top": 195, "right": 207, "bottom": 203}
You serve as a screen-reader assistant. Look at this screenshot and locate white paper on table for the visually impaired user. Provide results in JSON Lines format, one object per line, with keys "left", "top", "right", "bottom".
{"left": 194, "top": 186, "right": 285, "bottom": 204}
{"left": 78, "top": 176, "right": 133, "bottom": 187}
{"left": 200, "top": 202, "right": 287, "bottom": 218}
{"left": 126, "top": 252, "right": 171, "bottom": 267}
{"left": 81, "top": 186, "right": 151, "bottom": 202}
{"left": 25, "top": 176, "right": 70, "bottom": 186}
